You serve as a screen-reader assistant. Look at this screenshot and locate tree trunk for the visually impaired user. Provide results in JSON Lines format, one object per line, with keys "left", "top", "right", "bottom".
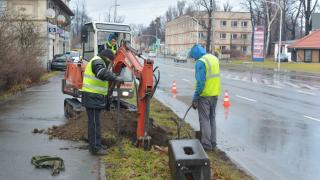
{"left": 305, "top": 0, "right": 311, "bottom": 35}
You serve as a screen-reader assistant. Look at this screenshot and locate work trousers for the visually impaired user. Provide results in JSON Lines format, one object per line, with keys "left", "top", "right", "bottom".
{"left": 198, "top": 96, "right": 218, "bottom": 150}
{"left": 86, "top": 108, "right": 102, "bottom": 151}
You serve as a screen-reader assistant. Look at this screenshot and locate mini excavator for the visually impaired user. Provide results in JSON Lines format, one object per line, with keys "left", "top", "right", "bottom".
{"left": 61, "top": 22, "right": 160, "bottom": 149}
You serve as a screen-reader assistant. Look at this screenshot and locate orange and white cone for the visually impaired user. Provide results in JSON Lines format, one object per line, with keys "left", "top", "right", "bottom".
{"left": 223, "top": 90, "right": 231, "bottom": 108}
{"left": 171, "top": 80, "right": 177, "bottom": 94}
{"left": 223, "top": 90, "right": 231, "bottom": 120}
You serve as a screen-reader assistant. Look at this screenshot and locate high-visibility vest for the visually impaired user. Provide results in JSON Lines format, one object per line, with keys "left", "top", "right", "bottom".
{"left": 197, "top": 54, "right": 221, "bottom": 97}
{"left": 81, "top": 56, "right": 108, "bottom": 95}
{"left": 106, "top": 41, "right": 117, "bottom": 54}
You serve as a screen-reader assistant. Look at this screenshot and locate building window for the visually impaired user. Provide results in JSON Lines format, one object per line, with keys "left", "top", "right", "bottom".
{"left": 304, "top": 50, "right": 312, "bottom": 62}
{"left": 220, "top": 33, "right": 227, "bottom": 39}
{"left": 241, "top": 34, "right": 248, "bottom": 39}
{"left": 231, "top": 45, "right": 237, "bottom": 50}
{"left": 231, "top": 34, "right": 238, "bottom": 39}
{"left": 220, "top": 46, "right": 226, "bottom": 50}
{"left": 231, "top": 21, "right": 238, "bottom": 27}
{"left": 220, "top": 20, "right": 227, "bottom": 27}
{"left": 241, "top": 21, "right": 248, "bottom": 27}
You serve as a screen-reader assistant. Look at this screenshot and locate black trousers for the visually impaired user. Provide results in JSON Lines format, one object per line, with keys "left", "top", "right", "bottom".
{"left": 86, "top": 108, "right": 102, "bottom": 151}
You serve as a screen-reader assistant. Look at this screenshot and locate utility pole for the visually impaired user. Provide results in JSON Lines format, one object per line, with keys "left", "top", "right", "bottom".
{"left": 114, "top": 0, "right": 119, "bottom": 23}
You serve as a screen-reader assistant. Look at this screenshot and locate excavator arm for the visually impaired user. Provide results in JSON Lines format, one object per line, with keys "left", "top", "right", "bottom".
{"left": 111, "top": 41, "right": 158, "bottom": 149}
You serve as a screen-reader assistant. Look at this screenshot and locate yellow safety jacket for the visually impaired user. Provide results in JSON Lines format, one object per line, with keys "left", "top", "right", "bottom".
{"left": 106, "top": 41, "right": 117, "bottom": 54}
{"left": 198, "top": 54, "right": 221, "bottom": 97}
{"left": 81, "top": 56, "right": 108, "bottom": 95}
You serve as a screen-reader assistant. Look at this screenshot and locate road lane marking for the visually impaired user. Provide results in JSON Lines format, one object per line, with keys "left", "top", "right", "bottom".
{"left": 299, "top": 83, "right": 317, "bottom": 90}
{"left": 303, "top": 115, "right": 320, "bottom": 122}
{"left": 242, "top": 76, "right": 248, "bottom": 81}
{"left": 284, "top": 82, "right": 300, "bottom": 88}
{"left": 182, "top": 78, "right": 190, "bottom": 82}
{"left": 236, "top": 95, "right": 257, "bottom": 102}
{"left": 268, "top": 85, "right": 283, "bottom": 89}
{"left": 296, "top": 90, "right": 316, "bottom": 96}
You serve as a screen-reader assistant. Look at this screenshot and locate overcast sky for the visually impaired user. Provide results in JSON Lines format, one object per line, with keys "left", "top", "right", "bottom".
{"left": 79, "top": 0, "right": 245, "bottom": 25}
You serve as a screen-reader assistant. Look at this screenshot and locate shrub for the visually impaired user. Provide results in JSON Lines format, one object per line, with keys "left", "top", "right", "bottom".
{"left": 0, "top": 10, "right": 45, "bottom": 92}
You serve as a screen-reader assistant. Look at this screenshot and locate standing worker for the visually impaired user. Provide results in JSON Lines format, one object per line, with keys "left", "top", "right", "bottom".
{"left": 106, "top": 32, "right": 118, "bottom": 54}
{"left": 81, "top": 49, "right": 123, "bottom": 155}
{"left": 189, "top": 44, "right": 221, "bottom": 151}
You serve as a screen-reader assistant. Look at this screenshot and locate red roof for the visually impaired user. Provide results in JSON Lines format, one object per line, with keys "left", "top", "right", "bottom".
{"left": 288, "top": 29, "right": 320, "bottom": 49}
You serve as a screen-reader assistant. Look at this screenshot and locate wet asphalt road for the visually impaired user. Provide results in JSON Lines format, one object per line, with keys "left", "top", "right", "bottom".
{"left": 153, "top": 56, "right": 320, "bottom": 180}
{"left": 0, "top": 73, "right": 98, "bottom": 180}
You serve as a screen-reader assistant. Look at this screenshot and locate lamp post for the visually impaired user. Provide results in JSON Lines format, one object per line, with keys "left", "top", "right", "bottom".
{"left": 265, "top": 0, "right": 282, "bottom": 71}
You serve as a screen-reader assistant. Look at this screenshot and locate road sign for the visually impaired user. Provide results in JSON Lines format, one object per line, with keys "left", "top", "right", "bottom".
{"left": 253, "top": 26, "right": 265, "bottom": 62}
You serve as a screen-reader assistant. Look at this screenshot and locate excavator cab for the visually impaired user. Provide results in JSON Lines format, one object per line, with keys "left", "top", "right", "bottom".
{"left": 81, "top": 22, "right": 134, "bottom": 99}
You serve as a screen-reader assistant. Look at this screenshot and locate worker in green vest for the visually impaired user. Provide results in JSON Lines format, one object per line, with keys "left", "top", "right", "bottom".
{"left": 81, "top": 49, "right": 123, "bottom": 155}
{"left": 189, "top": 44, "right": 221, "bottom": 151}
{"left": 106, "top": 32, "right": 118, "bottom": 54}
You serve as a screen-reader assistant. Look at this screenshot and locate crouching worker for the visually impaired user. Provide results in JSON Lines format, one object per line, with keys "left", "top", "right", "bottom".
{"left": 81, "top": 49, "right": 123, "bottom": 155}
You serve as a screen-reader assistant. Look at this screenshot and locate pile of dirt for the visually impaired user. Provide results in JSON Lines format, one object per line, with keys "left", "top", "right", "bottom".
{"left": 47, "top": 109, "right": 171, "bottom": 147}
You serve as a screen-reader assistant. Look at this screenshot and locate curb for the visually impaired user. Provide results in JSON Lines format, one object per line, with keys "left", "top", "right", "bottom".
{"left": 99, "top": 158, "right": 106, "bottom": 180}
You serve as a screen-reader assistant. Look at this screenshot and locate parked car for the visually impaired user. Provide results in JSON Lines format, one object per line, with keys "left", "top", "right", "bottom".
{"left": 174, "top": 53, "right": 187, "bottom": 63}
{"left": 275, "top": 54, "right": 289, "bottom": 62}
{"left": 66, "top": 51, "right": 80, "bottom": 62}
{"left": 51, "top": 55, "right": 69, "bottom": 71}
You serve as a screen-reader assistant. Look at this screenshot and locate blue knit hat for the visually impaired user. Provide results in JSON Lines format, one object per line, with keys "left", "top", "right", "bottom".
{"left": 189, "top": 44, "right": 206, "bottom": 59}
{"left": 108, "top": 32, "right": 118, "bottom": 42}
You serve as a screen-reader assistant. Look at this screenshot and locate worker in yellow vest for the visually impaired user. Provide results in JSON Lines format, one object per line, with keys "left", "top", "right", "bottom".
{"left": 106, "top": 33, "right": 118, "bottom": 54}
{"left": 81, "top": 49, "right": 123, "bottom": 155}
{"left": 189, "top": 44, "right": 221, "bottom": 151}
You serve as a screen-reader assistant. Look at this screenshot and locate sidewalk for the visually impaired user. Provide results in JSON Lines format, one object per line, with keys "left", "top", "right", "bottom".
{"left": 0, "top": 73, "right": 99, "bottom": 180}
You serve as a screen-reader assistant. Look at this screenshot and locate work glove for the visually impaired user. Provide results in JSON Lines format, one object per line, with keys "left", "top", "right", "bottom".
{"left": 115, "top": 76, "right": 124, "bottom": 84}
{"left": 192, "top": 99, "right": 198, "bottom": 109}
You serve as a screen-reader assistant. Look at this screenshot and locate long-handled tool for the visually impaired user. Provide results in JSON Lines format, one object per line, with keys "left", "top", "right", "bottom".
{"left": 177, "top": 105, "right": 193, "bottom": 139}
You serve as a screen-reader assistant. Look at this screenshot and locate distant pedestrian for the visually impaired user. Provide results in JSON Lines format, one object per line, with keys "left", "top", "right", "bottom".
{"left": 81, "top": 49, "right": 123, "bottom": 156}
{"left": 189, "top": 44, "right": 221, "bottom": 151}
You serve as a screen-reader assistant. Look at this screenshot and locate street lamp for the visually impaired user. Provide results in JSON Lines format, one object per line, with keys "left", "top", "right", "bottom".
{"left": 265, "top": 0, "right": 282, "bottom": 71}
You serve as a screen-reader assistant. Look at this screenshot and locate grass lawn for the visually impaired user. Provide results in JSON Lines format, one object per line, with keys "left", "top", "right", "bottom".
{"left": 103, "top": 97, "right": 252, "bottom": 179}
{"left": 222, "top": 59, "right": 320, "bottom": 74}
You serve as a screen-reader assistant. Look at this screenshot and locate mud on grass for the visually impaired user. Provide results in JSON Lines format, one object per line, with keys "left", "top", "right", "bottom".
{"left": 47, "top": 98, "right": 251, "bottom": 179}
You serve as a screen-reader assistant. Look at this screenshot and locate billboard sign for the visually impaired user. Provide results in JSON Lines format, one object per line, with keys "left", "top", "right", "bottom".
{"left": 253, "top": 26, "right": 265, "bottom": 62}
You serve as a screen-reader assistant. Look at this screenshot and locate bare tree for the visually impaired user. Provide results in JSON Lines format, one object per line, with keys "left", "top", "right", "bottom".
{"left": 223, "top": 1, "right": 233, "bottom": 12}
{"left": 286, "top": 1, "right": 303, "bottom": 39}
{"left": 196, "top": 0, "right": 216, "bottom": 52}
{"left": 71, "top": 0, "right": 91, "bottom": 47}
{"left": 177, "top": 0, "right": 187, "bottom": 16}
{"left": 301, "top": 0, "right": 319, "bottom": 35}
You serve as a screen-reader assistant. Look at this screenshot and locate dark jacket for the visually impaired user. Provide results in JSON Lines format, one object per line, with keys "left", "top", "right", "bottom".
{"left": 81, "top": 57, "right": 117, "bottom": 109}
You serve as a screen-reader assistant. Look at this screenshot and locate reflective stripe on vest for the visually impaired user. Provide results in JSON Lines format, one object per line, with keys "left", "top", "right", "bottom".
{"left": 81, "top": 56, "right": 108, "bottom": 95}
{"left": 106, "top": 42, "right": 117, "bottom": 54}
{"left": 197, "top": 54, "right": 221, "bottom": 97}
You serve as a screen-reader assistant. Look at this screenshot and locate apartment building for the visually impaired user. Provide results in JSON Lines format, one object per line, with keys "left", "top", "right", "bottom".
{"left": 4, "top": 0, "right": 74, "bottom": 67}
{"left": 165, "top": 11, "right": 252, "bottom": 57}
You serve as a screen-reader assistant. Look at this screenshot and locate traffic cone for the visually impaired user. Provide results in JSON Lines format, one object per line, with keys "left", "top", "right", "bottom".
{"left": 223, "top": 90, "right": 231, "bottom": 108}
{"left": 171, "top": 81, "right": 177, "bottom": 93}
